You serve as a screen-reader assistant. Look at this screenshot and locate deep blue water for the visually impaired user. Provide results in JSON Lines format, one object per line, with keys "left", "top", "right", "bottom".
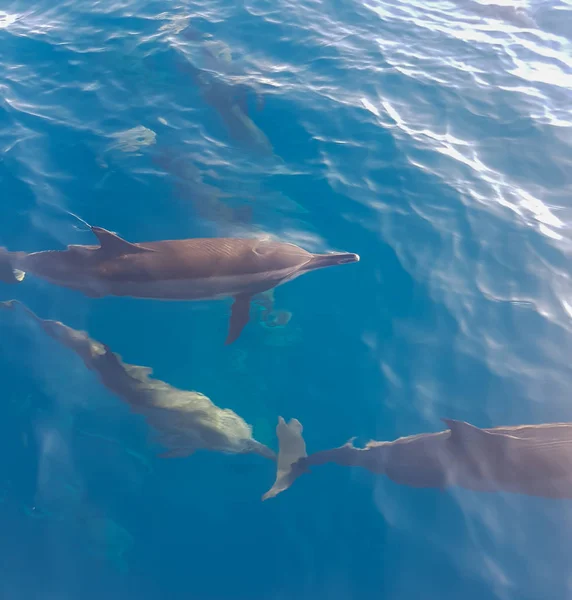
{"left": 2, "top": 0, "right": 572, "bottom": 598}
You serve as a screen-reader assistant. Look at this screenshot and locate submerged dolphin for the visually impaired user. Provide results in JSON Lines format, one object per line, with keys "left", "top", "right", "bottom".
{"left": 0, "top": 300, "right": 275, "bottom": 460}
{"left": 263, "top": 417, "right": 572, "bottom": 500}
{"left": 176, "top": 25, "right": 270, "bottom": 154}
{"left": 152, "top": 149, "right": 252, "bottom": 229}
{"left": 0, "top": 226, "right": 359, "bottom": 343}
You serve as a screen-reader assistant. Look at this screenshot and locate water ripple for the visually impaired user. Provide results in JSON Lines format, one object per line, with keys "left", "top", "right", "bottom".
{"left": 2, "top": 0, "right": 572, "bottom": 596}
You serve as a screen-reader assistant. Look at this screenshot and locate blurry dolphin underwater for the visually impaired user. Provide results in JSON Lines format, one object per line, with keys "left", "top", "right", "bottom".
{"left": 0, "top": 300, "right": 275, "bottom": 460}
{"left": 0, "top": 226, "right": 359, "bottom": 343}
{"left": 263, "top": 417, "right": 572, "bottom": 500}
{"left": 174, "top": 24, "right": 271, "bottom": 155}
{"left": 151, "top": 148, "right": 253, "bottom": 229}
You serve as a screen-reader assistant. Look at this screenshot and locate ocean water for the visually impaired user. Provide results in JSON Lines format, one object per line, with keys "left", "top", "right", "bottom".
{"left": 1, "top": 0, "right": 572, "bottom": 598}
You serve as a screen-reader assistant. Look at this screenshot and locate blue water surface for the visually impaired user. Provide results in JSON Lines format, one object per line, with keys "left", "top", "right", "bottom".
{"left": 1, "top": 0, "right": 572, "bottom": 598}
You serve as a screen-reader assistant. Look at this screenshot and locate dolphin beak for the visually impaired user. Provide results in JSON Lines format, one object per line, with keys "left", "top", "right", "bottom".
{"left": 305, "top": 252, "right": 360, "bottom": 270}
{"left": 336, "top": 253, "right": 360, "bottom": 264}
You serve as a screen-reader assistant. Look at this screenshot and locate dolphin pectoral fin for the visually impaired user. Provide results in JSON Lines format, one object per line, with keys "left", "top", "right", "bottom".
{"left": 91, "top": 226, "right": 156, "bottom": 256}
{"left": 225, "top": 294, "right": 252, "bottom": 345}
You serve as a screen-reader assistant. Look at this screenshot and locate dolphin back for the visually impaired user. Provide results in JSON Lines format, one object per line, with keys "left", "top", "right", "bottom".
{"left": 90, "top": 237, "right": 314, "bottom": 282}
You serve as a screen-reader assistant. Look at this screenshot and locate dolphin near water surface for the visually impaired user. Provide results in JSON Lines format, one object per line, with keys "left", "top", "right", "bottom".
{"left": 0, "top": 226, "right": 359, "bottom": 343}
{"left": 0, "top": 300, "right": 275, "bottom": 460}
{"left": 263, "top": 417, "right": 572, "bottom": 500}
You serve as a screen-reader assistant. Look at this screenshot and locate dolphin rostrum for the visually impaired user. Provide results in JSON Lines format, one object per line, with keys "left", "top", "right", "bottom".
{"left": 263, "top": 417, "right": 572, "bottom": 500}
{"left": 0, "top": 300, "right": 275, "bottom": 460}
{"left": 0, "top": 226, "right": 359, "bottom": 343}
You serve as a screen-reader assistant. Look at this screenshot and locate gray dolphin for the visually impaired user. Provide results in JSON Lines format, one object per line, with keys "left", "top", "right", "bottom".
{"left": 263, "top": 417, "right": 572, "bottom": 500}
{"left": 0, "top": 226, "right": 359, "bottom": 343}
{"left": 0, "top": 300, "right": 275, "bottom": 460}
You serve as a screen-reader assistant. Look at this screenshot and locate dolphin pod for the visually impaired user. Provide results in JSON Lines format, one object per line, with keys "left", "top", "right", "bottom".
{"left": 3, "top": 298, "right": 572, "bottom": 502}
{"left": 0, "top": 300, "right": 275, "bottom": 460}
{"left": 262, "top": 417, "right": 572, "bottom": 500}
{"left": 0, "top": 226, "right": 359, "bottom": 343}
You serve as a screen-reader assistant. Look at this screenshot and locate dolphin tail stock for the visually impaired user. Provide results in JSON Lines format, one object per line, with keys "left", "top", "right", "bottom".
{"left": 303, "top": 251, "right": 360, "bottom": 271}
{"left": 0, "top": 248, "right": 25, "bottom": 284}
{"left": 243, "top": 439, "right": 276, "bottom": 460}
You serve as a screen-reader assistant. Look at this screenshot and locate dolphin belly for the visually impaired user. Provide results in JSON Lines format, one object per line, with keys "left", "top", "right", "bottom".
{"left": 102, "top": 268, "right": 299, "bottom": 300}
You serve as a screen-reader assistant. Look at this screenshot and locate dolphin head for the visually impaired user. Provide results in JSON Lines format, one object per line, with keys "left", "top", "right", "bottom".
{"left": 251, "top": 239, "right": 360, "bottom": 275}
{"left": 250, "top": 239, "right": 314, "bottom": 271}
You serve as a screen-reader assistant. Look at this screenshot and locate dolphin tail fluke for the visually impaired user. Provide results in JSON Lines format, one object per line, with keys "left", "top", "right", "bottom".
{"left": 0, "top": 248, "right": 25, "bottom": 284}
{"left": 225, "top": 294, "right": 252, "bottom": 345}
{"left": 262, "top": 417, "right": 309, "bottom": 501}
{"left": 304, "top": 252, "right": 360, "bottom": 271}
{"left": 262, "top": 456, "right": 309, "bottom": 501}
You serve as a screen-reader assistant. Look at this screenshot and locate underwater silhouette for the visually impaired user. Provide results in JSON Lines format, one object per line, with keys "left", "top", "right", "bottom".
{"left": 0, "top": 300, "right": 275, "bottom": 460}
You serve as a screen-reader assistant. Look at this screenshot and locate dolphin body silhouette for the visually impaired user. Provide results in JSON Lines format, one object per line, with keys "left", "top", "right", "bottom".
{"left": 176, "top": 25, "right": 270, "bottom": 155}
{"left": 0, "top": 226, "right": 359, "bottom": 343}
{"left": 263, "top": 417, "right": 572, "bottom": 500}
{"left": 0, "top": 300, "right": 275, "bottom": 460}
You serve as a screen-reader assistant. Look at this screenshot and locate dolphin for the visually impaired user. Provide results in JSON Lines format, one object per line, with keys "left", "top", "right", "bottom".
{"left": 0, "top": 226, "right": 359, "bottom": 343}
{"left": 176, "top": 25, "right": 270, "bottom": 154}
{"left": 175, "top": 58, "right": 272, "bottom": 155}
{"left": 0, "top": 300, "right": 275, "bottom": 460}
{"left": 263, "top": 417, "right": 572, "bottom": 500}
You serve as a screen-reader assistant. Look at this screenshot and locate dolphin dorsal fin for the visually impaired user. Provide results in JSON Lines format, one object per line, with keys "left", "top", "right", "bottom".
{"left": 442, "top": 418, "right": 492, "bottom": 447}
{"left": 91, "top": 227, "right": 155, "bottom": 256}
